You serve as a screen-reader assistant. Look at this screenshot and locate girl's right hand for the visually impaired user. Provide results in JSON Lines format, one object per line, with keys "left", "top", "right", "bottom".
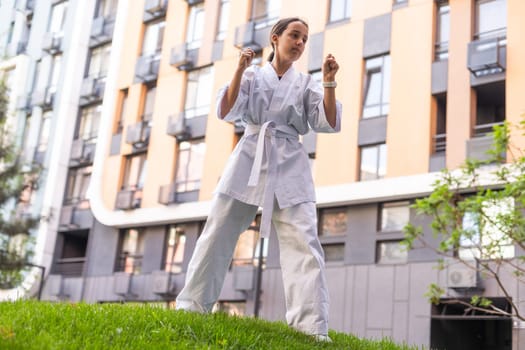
{"left": 238, "top": 48, "right": 255, "bottom": 71}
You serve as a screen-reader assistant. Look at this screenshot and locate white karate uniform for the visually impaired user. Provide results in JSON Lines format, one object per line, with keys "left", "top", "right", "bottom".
{"left": 176, "top": 62, "right": 342, "bottom": 336}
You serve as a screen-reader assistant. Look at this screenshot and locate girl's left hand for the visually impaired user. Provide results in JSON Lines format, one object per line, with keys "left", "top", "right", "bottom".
{"left": 323, "top": 54, "right": 339, "bottom": 82}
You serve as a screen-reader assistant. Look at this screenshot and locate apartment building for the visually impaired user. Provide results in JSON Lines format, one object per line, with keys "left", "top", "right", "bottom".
{"left": 0, "top": 0, "right": 524, "bottom": 348}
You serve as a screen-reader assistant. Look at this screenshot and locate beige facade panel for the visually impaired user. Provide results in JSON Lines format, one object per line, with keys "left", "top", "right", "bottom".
{"left": 446, "top": 0, "right": 474, "bottom": 169}
{"left": 387, "top": 2, "right": 433, "bottom": 177}
{"left": 506, "top": 0, "right": 525, "bottom": 153}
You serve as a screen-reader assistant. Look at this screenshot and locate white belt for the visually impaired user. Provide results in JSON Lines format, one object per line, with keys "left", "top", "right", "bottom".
{"left": 245, "top": 121, "right": 298, "bottom": 239}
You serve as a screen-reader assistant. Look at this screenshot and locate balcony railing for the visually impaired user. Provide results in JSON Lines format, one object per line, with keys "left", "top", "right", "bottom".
{"left": 473, "top": 121, "right": 504, "bottom": 137}
{"left": 433, "top": 133, "right": 447, "bottom": 153}
{"left": 52, "top": 257, "right": 85, "bottom": 277}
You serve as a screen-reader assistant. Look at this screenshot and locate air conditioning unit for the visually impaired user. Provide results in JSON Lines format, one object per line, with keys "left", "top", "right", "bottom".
{"left": 113, "top": 272, "right": 132, "bottom": 295}
{"left": 91, "top": 16, "right": 105, "bottom": 38}
{"left": 232, "top": 265, "right": 256, "bottom": 291}
{"left": 44, "top": 89, "right": 55, "bottom": 108}
{"left": 70, "top": 139, "right": 84, "bottom": 160}
{"left": 126, "top": 122, "right": 145, "bottom": 145}
{"left": 80, "top": 77, "right": 95, "bottom": 98}
{"left": 167, "top": 114, "right": 189, "bottom": 140}
{"left": 82, "top": 143, "right": 96, "bottom": 163}
{"left": 59, "top": 205, "right": 75, "bottom": 227}
{"left": 42, "top": 32, "right": 62, "bottom": 54}
{"left": 145, "top": 0, "right": 166, "bottom": 14}
{"left": 446, "top": 260, "right": 477, "bottom": 288}
{"left": 151, "top": 270, "right": 175, "bottom": 295}
{"left": 158, "top": 183, "right": 177, "bottom": 205}
{"left": 170, "top": 44, "right": 194, "bottom": 71}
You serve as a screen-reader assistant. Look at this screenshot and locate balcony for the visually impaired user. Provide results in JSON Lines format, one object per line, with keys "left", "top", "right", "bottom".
{"left": 134, "top": 54, "right": 160, "bottom": 83}
{"left": 30, "top": 87, "right": 55, "bottom": 110}
{"left": 42, "top": 32, "right": 63, "bottom": 55}
{"left": 79, "top": 76, "right": 105, "bottom": 106}
{"left": 158, "top": 183, "right": 199, "bottom": 204}
{"left": 125, "top": 121, "right": 151, "bottom": 148}
{"left": 467, "top": 36, "right": 506, "bottom": 78}
{"left": 90, "top": 16, "right": 114, "bottom": 46}
{"left": 170, "top": 43, "right": 197, "bottom": 71}
{"left": 115, "top": 189, "right": 139, "bottom": 210}
{"left": 186, "top": 0, "right": 204, "bottom": 5}
{"left": 466, "top": 122, "right": 505, "bottom": 163}
{"left": 144, "top": 0, "right": 168, "bottom": 22}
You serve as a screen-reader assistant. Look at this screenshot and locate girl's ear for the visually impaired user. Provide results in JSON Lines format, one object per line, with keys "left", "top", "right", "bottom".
{"left": 271, "top": 33, "right": 279, "bottom": 45}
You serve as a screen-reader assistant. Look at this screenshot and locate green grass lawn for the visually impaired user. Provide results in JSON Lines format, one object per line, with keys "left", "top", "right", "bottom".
{"left": 0, "top": 300, "right": 423, "bottom": 349}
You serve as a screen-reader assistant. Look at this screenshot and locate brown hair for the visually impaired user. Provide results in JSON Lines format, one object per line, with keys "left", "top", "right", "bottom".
{"left": 267, "top": 17, "right": 309, "bottom": 62}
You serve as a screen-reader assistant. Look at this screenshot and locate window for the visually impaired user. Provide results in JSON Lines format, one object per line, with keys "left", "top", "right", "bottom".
{"left": 251, "top": 0, "right": 280, "bottom": 29}
{"left": 175, "top": 139, "right": 206, "bottom": 193}
{"left": 86, "top": 43, "right": 111, "bottom": 78}
{"left": 475, "top": 0, "right": 507, "bottom": 40}
{"left": 48, "top": 1, "right": 68, "bottom": 35}
{"left": 142, "top": 20, "right": 165, "bottom": 57}
{"left": 362, "top": 55, "right": 391, "bottom": 119}
{"left": 186, "top": 4, "right": 205, "bottom": 50}
{"left": 216, "top": 0, "right": 230, "bottom": 41}
{"left": 460, "top": 197, "right": 515, "bottom": 260}
{"left": 37, "top": 111, "right": 52, "bottom": 154}
{"left": 376, "top": 240, "right": 407, "bottom": 264}
{"left": 328, "top": 0, "right": 351, "bottom": 23}
{"left": 380, "top": 201, "right": 410, "bottom": 232}
{"left": 232, "top": 219, "right": 267, "bottom": 267}
{"left": 359, "top": 143, "right": 387, "bottom": 181}
{"left": 319, "top": 207, "right": 347, "bottom": 262}
{"left": 31, "top": 60, "right": 42, "bottom": 93}
{"left": 435, "top": 1, "right": 450, "bottom": 60}
{"left": 433, "top": 93, "right": 447, "bottom": 153}
{"left": 48, "top": 55, "right": 62, "bottom": 96}
{"left": 77, "top": 104, "right": 101, "bottom": 141}
{"left": 184, "top": 66, "right": 214, "bottom": 119}
{"left": 53, "top": 230, "right": 88, "bottom": 276}
{"left": 122, "top": 153, "right": 147, "bottom": 191}
{"left": 95, "top": 0, "right": 118, "bottom": 19}
{"left": 164, "top": 225, "right": 186, "bottom": 273}
{"left": 320, "top": 207, "right": 348, "bottom": 237}
{"left": 64, "top": 167, "right": 92, "bottom": 206}
{"left": 116, "top": 229, "right": 144, "bottom": 274}
{"left": 7, "top": 22, "right": 15, "bottom": 44}
{"left": 474, "top": 81, "right": 505, "bottom": 136}
{"left": 142, "top": 85, "right": 156, "bottom": 122}
{"left": 114, "top": 89, "right": 128, "bottom": 134}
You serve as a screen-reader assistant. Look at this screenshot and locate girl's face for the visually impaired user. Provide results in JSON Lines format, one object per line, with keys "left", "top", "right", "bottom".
{"left": 272, "top": 21, "right": 309, "bottom": 63}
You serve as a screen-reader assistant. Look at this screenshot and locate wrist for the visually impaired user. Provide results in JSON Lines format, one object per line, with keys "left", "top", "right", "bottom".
{"left": 322, "top": 81, "right": 337, "bottom": 88}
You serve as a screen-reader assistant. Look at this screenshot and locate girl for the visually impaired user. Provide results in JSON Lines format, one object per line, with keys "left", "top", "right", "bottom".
{"left": 176, "top": 17, "right": 341, "bottom": 341}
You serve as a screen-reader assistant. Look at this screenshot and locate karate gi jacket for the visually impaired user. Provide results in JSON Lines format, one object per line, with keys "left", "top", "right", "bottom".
{"left": 215, "top": 63, "right": 342, "bottom": 237}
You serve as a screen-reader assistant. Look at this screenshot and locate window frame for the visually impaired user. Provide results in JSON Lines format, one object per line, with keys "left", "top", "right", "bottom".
{"left": 328, "top": 0, "right": 352, "bottom": 24}
{"left": 362, "top": 55, "right": 391, "bottom": 119}
{"left": 174, "top": 138, "right": 206, "bottom": 194}
{"left": 116, "top": 228, "right": 145, "bottom": 274}
{"left": 359, "top": 143, "right": 387, "bottom": 181}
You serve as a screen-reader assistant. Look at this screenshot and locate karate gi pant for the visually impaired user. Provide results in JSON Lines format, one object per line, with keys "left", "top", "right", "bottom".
{"left": 175, "top": 193, "right": 330, "bottom": 336}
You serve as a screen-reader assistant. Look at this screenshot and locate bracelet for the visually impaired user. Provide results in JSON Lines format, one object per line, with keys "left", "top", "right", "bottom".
{"left": 322, "top": 81, "right": 337, "bottom": 88}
